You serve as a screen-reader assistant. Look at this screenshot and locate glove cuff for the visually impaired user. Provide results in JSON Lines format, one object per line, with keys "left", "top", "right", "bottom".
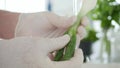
{"left": 15, "top": 13, "right": 24, "bottom": 37}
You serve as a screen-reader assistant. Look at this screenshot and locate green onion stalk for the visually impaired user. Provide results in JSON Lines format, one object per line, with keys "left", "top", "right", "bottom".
{"left": 54, "top": 13, "right": 82, "bottom": 61}
{"left": 54, "top": 0, "right": 97, "bottom": 61}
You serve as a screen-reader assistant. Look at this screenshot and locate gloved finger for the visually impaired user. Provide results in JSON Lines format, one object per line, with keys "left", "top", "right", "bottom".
{"left": 70, "top": 49, "right": 84, "bottom": 62}
{"left": 77, "top": 26, "right": 86, "bottom": 40}
{"left": 45, "top": 34, "right": 70, "bottom": 53}
{"left": 81, "top": 16, "right": 89, "bottom": 27}
{"left": 47, "top": 12, "right": 76, "bottom": 28}
{"left": 76, "top": 34, "right": 81, "bottom": 49}
{"left": 75, "top": 26, "right": 87, "bottom": 49}
{"left": 52, "top": 49, "right": 83, "bottom": 68}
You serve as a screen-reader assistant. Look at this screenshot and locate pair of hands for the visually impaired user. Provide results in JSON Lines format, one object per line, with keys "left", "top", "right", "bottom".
{"left": 0, "top": 12, "right": 87, "bottom": 68}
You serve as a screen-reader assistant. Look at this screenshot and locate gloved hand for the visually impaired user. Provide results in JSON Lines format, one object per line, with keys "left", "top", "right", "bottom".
{"left": 15, "top": 12, "right": 87, "bottom": 39}
{"left": 0, "top": 35, "right": 83, "bottom": 68}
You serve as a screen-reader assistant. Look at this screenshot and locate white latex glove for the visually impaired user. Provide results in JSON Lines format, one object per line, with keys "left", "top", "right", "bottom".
{"left": 15, "top": 12, "right": 87, "bottom": 39}
{"left": 0, "top": 35, "right": 83, "bottom": 68}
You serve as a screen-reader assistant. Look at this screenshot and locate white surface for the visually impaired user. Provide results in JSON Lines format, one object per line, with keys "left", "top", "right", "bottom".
{"left": 82, "top": 63, "right": 120, "bottom": 68}
{"left": 0, "top": 0, "right": 5, "bottom": 9}
{"left": 0, "top": 0, "right": 46, "bottom": 13}
{"left": 116, "top": 0, "right": 120, "bottom": 3}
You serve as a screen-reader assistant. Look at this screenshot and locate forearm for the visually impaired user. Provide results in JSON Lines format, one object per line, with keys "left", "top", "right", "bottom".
{"left": 0, "top": 10, "right": 20, "bottom": 39}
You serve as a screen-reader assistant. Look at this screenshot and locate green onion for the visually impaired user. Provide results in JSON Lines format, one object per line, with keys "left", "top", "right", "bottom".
{"left": 54, "top": 0, "right": 97, "bottom": 61}
{"left": 54, "top": 13, "right": 82, "bottom": 61}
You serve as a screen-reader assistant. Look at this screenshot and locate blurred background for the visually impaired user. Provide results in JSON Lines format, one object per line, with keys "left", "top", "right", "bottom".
{"left": 0, "top": 0, "right": 120, "bottom": 64}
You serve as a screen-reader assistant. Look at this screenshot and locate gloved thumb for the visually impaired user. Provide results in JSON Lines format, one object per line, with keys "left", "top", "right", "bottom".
{"left": 55, "top": 16, "right": 76, "bottom": 28}
{"left": 46, "top": 34, "right": 70, "bottom": 52}
{"left": 47, "top": 12, "right": 76, "bottom": 28}
{"left": 38, "top": 34, "right": 70, "bottom": 53}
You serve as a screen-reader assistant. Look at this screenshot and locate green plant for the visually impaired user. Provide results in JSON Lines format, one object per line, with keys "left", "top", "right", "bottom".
{"left": 89, "top": 0, "right": 120, "bottom": 62}
{"left": 82, "top": 30, "right": 98, "bottom": 42}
